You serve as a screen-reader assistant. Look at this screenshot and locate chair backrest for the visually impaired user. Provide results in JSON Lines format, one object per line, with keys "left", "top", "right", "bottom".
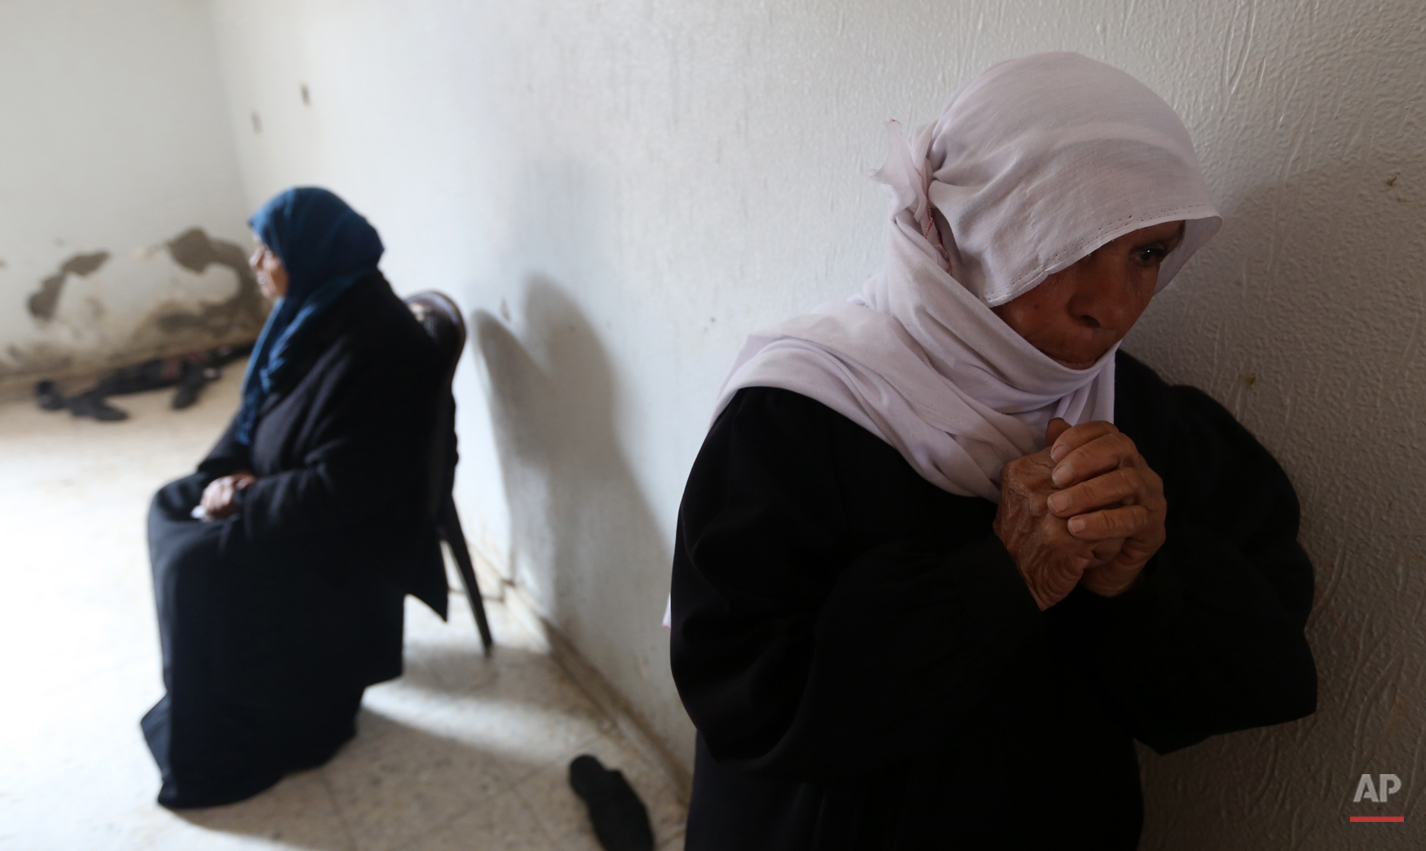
{"left": 405, "top": 290, "right": 467, "bottom": 384}
{"left": 404, "top": 290, "right": 465, "bottom": 518}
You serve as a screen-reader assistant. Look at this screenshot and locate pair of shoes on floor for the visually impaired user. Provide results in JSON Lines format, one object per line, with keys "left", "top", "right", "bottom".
{"left": 37, "top": 382, "right": 129, "bottom": 421}
{"left": 568, "top": 754, "right": 655, "bottom": 851}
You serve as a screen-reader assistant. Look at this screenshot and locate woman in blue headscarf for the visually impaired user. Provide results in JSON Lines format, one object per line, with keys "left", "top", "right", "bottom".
{"left": 141, "top": 187, "right": 455, "bottom": 809}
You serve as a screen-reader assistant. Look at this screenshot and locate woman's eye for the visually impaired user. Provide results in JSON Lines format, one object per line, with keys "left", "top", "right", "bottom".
{"left": 1134, "top": 247, "right": 1167, "bottom": 264}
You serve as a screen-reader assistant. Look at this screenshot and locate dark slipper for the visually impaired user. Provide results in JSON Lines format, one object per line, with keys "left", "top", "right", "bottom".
{"left": 68, "top": 391, "right": 128, "bottom": 421}
{"left": 34, "top": 380, "right": 66, "bottom": 411}
{"left": 568, "top": 754, "right": 655, "bottom": 851}
{"left": 171, "top": 371, "right": 208, "bottom": 409}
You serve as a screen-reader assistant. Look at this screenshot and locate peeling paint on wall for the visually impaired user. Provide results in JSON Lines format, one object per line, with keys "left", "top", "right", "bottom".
{"left": 26, "top": 250, "right": 111, "bottom": 321}
{"left": 159, "top": 227, "right": 265, "bottom": 335}
{"left": 0, "top": 228, "right": 269, "bottom": 393}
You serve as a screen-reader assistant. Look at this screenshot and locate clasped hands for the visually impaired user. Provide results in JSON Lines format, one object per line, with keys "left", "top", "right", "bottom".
{"left": 198, "top": 471, "right": 257, "bottom": 521}
{"left": 994, "top": 418, "right": 1166, "bottom": 611}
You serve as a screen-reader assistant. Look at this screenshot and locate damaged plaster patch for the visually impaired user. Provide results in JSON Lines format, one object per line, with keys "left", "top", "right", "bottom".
{"left": 27, "top": 250, "right": 111, "bottom": 321}
{"left": 4, "top": 230, "right": 270, "bottom": 389}
{"left": 159, "top": 228, "right": 266, "bottom": 336}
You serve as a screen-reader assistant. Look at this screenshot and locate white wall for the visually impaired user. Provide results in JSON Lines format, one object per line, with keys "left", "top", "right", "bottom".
{"left": 208, "top": 0, "right": 1426, "bottom": 846}
{"left": 0, "top": 0, "right": 257, "bottom": 388}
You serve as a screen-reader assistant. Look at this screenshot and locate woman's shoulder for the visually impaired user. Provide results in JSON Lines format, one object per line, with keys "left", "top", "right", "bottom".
{"left": 1114, "top": 350, "right": 1244, "bottom": 435}
{"left": 705, "top": 386, "right": 927, "bottom": 498}
{"left": 715, "top": 386, "right": 890, "bottom": 453}
{"left": 719, "top": 384, "right": 845, "bottom": 423}
{"left": 327, "top": 275, "right": 443, "bottom": 367}
{"left": 1114, "top": 350, "right": 1292, "bottom": 503}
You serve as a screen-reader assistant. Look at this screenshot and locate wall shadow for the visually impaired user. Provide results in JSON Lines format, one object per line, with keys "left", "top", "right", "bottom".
{"left": 471, "top": 275, "right": 673, "bottom": 691}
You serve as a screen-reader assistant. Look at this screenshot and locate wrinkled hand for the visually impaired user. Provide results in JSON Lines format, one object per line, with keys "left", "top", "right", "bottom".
{"left": 200, "top": 471, "right": 257, "bottom": 520}
{"left": 1044, "top": 419, "right": 1166, "bottom": 599}
{"left": 995, "top": 419, "right": 1101, "bottom": 610}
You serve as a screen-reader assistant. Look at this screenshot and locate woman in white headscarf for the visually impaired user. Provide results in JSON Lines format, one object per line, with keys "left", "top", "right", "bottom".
{"left": 669, "top": 53, "right": 1316, "bottom": 850}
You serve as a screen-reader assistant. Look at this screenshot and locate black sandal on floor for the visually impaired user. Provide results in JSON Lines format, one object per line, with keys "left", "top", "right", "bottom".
{"left": 568, "top": 754, "right": 655, "bottom": 851}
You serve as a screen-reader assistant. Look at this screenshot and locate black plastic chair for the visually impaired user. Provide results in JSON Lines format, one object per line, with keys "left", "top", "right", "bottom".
{"left": 405, "top": 291, "right": 494, "bottom": 655}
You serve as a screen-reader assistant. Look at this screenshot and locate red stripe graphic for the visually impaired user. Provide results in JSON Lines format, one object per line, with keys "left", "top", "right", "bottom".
{"left": 1350, "top": 816, "right": 1405, "bottom": 823}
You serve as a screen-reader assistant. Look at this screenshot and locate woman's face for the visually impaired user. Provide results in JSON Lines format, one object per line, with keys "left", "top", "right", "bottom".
{"left": 249, "top": 241, "right": 289, "bottom": 300}
{"left": 992, "top": 221, "right": 1186, "bottom": 369}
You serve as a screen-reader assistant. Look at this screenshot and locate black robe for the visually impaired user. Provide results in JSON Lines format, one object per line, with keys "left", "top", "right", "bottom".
{"left": 670, "top": 352, "right": 1317, "bottom": 850}
{"left": 142, "top": 273, "right": 452, "bottom": 808}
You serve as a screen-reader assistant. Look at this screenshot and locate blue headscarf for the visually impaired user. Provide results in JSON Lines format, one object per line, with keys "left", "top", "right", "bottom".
{"left": 234, "top": 187, "right": 384, "bottom": 445}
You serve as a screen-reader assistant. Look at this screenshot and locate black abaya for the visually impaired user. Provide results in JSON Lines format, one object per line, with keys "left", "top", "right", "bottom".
{"left": 669, "top": 352, "right": 1317, "bottom": 850}
{"left": 143, "top": 273, "right": 451, "bottom": 808}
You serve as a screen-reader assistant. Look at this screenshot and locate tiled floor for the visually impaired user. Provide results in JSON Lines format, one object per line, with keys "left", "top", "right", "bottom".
{"left": 0, "top": 366, "right": 686, "bottom": 850}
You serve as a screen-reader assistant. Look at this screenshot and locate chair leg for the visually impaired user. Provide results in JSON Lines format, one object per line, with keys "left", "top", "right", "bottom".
{"left": 439, "top": 494, "right": 494, "bottom": 655}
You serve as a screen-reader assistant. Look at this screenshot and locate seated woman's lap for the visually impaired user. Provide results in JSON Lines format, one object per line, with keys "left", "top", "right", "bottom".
{"left": 146, "top": 474, "right": 404, "bottom": 707}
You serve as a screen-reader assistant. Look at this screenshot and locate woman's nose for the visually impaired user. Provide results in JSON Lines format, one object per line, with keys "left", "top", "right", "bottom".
{"left": 248, "top": 246, "right": 264, "bottom": 269}
{"left": 1073, "top": 259, "right": 1139, "bottom": 332}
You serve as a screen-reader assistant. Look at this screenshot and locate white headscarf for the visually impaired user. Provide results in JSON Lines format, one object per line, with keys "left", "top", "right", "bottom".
{"left": 714, "top": 52, "right": 1221, "bottom": 502}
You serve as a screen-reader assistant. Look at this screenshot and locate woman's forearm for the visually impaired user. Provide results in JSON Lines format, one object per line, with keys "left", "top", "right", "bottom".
{"left": 1089, "top": 524, "right": 1316, "bottom": 753}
